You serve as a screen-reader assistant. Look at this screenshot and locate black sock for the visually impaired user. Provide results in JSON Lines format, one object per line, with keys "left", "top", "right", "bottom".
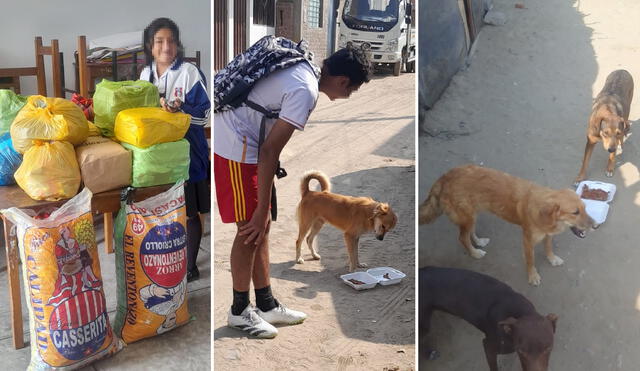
{"left": 186, "top": 216, "right": 202, "bottom": 272}
{"left": 231, "top": 290, "right": 250, "bottom": 315}
{"left": 255, "top": 285, "right": 278, "bottom": 312}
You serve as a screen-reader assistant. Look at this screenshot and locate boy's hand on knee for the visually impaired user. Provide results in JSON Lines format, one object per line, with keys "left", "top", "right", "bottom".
{"left": 239, "top": 211, "right": 270, "bottom": 246}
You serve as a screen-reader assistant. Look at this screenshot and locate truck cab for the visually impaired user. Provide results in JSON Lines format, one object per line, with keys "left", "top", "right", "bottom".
{"left": 338, "top": 0, "right": 415, "bottom": 76}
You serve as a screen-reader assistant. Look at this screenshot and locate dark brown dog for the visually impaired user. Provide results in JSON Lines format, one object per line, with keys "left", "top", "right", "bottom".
{"left": 420, "top": 266, "right": 558, "bottom": 371}
{"left": 419, "top": 165, "right": 595, "bottom": 286}
{"left": 575, "top": 69, "right": 634, "bottom": 183}
{"left": 295, "top": 171, "right": 397, "bottom": 271}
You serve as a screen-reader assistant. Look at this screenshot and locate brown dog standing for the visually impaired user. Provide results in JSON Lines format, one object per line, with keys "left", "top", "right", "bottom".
{"left": 420, "top": 266, "right": 558, "bottom": 371}
{"left": 295, "top": 171, "right": 397, "bottom": 271}
{"left": 419, "top": 165, "right": 595, "bottom": 286}
{"left": 575, "top": 69, "right": 633, "bottom": 183}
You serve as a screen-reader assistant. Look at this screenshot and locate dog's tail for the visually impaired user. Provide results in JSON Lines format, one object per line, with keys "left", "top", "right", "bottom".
{"left": 419, "top": 179, "right": 443, "bottom": 225}
{"left": 300, "top": 170, "right": 331, "bottom": 197}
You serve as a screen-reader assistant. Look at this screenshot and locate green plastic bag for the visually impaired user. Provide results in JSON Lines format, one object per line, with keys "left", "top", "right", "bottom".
{"left": 0, "top": 89, "right": 27, "bottom": 135}
{"left": 122, "top": 140, "right": 190, "bottom": 187}
{"left": 93, "top": 80, "right": 159, "bottom": 137}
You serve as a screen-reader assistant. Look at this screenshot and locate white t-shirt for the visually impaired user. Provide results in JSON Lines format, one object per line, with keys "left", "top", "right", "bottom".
{"left": 213, "top": 62, "right": 319, "bottom": 164}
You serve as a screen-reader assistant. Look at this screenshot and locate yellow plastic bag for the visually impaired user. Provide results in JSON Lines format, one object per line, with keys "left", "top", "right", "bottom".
{"left": 11, "top": 95, "right": 89, "bottom": 154}
{"left": 114, "top": 107, "right": 190, "bottom": 148}
{"left": 1, "top": 189, "right": 121, "bottom": 369}
{"left": 15, "top": 141, "right": 81, "bottom": 201}
{"left": 114, "top": 182, "right": 190, "bottom": 343}
{"left": 87, "top": 121, "right": 102, "bottom": 137}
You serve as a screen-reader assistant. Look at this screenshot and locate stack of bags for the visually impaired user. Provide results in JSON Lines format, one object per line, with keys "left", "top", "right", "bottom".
{"left": 9, "top": 95, "right": 89, "bottom": 200}
{"left": 2, "top": 88, "right": 133, "bottom": 200}
{"left": 94, "top": 79, "right": 191, "bottom": 188}
{"left": 115, "top": 107, "right": 191, "bottom": 187}
{"left": 1, "top": 77, "right": 190, "bottom": 201}
{"left": 93, "top": 79, "right": 159, "bottom": 137}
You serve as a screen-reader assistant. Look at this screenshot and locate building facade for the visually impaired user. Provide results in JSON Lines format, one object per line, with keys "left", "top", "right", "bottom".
{"left": 214, "top": 0, "right": 335, "bottom": 70}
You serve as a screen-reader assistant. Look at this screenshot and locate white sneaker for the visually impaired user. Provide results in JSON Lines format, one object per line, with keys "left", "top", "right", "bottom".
{"left": 228, "top": 304, "right": 278, "bottom": 338}
{"left": 256, "top": 302, "right": 307, "bottom": 325}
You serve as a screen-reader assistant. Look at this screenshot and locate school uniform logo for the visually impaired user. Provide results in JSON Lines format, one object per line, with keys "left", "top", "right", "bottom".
{"left": 174, "top": 87, "right": 184, "bottom": 99}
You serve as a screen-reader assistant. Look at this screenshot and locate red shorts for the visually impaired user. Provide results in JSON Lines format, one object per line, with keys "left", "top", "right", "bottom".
{"left": 213, "top": 153, "right": 258, "bottom": 223}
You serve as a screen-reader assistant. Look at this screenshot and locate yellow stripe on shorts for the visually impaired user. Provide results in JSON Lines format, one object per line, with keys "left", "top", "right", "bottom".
{"left": 228, "top": 160, "right": 247, "bottom": 221}
{"left": 228, "top": 160, "right": 241, "bottom": 222}
{"left": 234, "top": 162, "right": 247, "bottom": 220}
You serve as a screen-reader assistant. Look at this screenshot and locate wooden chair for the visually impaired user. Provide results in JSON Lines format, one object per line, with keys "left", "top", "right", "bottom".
{"left": 77, "top": 35, "right": 90, "bottom": 97}
{"left": 184, "top": 51, "right": 201, "bottom": 68}
{"left": 0, "top": 37, "right": 63, "bottom": 97}
{"left": 0, "top": 76, "right": 21, "bottom": 93}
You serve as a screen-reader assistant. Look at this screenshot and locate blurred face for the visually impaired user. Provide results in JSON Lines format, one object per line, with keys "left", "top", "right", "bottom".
{"left": 151, "top": 28, "right": 177, "bottom": 65}
{"left": 324, "top": 75, "right": 362, "bottom": 100}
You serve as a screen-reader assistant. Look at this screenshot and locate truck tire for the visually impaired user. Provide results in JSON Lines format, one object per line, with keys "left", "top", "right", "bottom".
{"left": 393, "top": 61, "right": 401, "bottom": 76}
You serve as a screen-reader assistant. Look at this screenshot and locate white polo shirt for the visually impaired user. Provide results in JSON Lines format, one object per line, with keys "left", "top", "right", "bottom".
{"left": 213, "top": 62, "right": 319, "bottom": 164}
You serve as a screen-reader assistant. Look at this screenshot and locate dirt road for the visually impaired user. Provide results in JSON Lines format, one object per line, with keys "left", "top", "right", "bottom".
{"left": 214, "top": 72, "right": 416, "bottom": 370}
{"left": 419, "top": 0, "right": 640, "bottom": 370}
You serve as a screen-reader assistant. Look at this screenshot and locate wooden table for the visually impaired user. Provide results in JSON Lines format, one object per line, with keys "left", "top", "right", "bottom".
{"left": 1, "top": 184, "right": 172, "bottom": 349}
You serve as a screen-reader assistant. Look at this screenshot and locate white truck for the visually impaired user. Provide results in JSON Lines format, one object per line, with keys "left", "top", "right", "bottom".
{"left": 338, "top": 0, "right": 415, "bottom": 76}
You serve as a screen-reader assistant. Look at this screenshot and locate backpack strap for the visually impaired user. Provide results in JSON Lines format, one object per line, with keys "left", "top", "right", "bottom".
{"left": 245, "top": 99, "right": 287, "bottom": 221}
{"left": 244, "top": 99, "right": 280, "bottom": 120}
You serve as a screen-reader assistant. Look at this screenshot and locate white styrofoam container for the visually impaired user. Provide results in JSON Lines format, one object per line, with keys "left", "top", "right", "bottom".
{"left": 582, "top": 199, "right": 610, "bottom": 226}
{"left": 367, "top": 267, "right": 406, "bottom": 286}
{"left": 340, "top": 272, "right": 378, "bottom": 290}
{"left": 575, "top": 180, "right": 616, "bottom": 203}
{"left": 575, "top": 180, "right": 616, "bottom": 226}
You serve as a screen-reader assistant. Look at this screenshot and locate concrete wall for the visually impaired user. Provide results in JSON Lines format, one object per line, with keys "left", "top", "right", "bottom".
{"left": 300, "top": 0, "right": 331, "bottom": 62}
{"left": 0, "top": 0, "right": 210, "bottom": 96}
{"left": 276, "top": 0, "right": 302, "bottom": 42}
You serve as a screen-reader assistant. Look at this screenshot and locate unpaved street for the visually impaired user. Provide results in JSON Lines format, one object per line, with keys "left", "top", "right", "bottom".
{"left": 420, "top": 0, "right": 640, "bottom": 370}
{"left": 214, "top": 72, "right": 416, "bottom": 370}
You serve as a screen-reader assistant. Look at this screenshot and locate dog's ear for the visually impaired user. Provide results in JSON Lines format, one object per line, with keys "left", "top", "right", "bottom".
{"left": 379, "top": 203, "right": 390, "bottom": 214}
{"left": 540, "top": 203, "right": 560, "bottom": 224}
{"left": 621, "top": 119, "right": 631, "bottom": 135}
{"left": 372, "top": 203, "right": 389, "bottom": 218}
{"left": 546, "top": 313, "right": 558, "bottom": 333}
{"left": 498, "top": 317, "right": 518, "bottom": 336}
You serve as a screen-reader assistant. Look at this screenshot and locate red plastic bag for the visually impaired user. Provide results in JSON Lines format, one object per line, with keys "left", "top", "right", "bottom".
{"left": 71, "top": 93, "right": 94, "bottom": 121}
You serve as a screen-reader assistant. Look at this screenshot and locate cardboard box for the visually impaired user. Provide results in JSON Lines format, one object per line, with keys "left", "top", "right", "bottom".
{"left": 76, "top": 138, "right": 131, "bottom": 193}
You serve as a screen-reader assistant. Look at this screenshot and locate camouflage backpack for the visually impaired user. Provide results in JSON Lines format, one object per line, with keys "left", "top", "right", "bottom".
{"left": 213, "top": 35, "right": 320, "bottom": 114}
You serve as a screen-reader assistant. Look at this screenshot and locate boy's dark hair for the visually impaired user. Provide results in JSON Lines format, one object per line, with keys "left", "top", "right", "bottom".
{"left": 323, "top": 46, "right": 373, "bottom": 86}
{"left": 143, "top": 17, "right": 185, "bottom": 65}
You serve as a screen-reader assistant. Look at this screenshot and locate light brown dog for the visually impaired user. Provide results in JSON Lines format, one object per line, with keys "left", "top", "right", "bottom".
{"left": 419, "top": 165, "right": 595, "bottom": 286}
{"left": 295, "top": 171, "right": 398, "bottom": 272}
{"left": 575, "top": 69, "right": 634, "bottom": 184}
